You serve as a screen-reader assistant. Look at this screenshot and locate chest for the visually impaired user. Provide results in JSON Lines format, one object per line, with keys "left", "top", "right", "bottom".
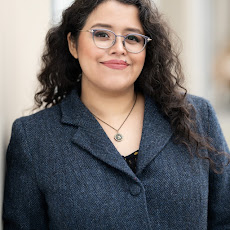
{"left": 36, "top": 138, "right": 209, "bottom": 230}
{"left": 99, "top": 116, "right": 143, "bottom": 156}
{"left": 97, "top": 98, "right": 145, "bottom": 157}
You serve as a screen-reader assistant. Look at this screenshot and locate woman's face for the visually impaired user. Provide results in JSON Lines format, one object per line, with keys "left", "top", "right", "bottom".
{"left": 68, "top": 0, "right": 146, "bottom": 95}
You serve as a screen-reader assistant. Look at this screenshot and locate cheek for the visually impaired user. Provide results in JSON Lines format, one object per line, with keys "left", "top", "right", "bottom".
{"left": 140, "top": 50, "right": 146, "bottom": 64}
{"left": 77, "top": 35, "right": 95, "bottom": 60}
{"left": 77, "top": 39, "right": 104, "bottom": 64}
{"left": 133, "top": 52, "right": 146, "bottom": 70}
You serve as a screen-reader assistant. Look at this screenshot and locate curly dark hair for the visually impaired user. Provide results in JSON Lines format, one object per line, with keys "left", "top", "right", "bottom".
{"left": 35, "top": 0, "right": 229, "bottom": 172}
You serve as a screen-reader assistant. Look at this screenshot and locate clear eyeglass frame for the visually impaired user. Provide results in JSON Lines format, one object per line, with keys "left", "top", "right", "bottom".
{"left": 80, "top": 28, "right": 152, "bottom": 54}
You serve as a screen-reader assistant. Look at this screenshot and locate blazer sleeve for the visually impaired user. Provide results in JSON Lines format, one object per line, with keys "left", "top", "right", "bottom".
{"left": 206, "top": 101, "right": 230, "bottom": 229}
{"left": 3, "top": 119, "right": 49, "bottom": 229}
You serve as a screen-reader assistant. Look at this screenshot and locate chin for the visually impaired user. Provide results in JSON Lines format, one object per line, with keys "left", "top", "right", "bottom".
{"left": 100, "top": 77, "right": 134, "bottom": 89}
{"left": 99, "top": 83, "right": 134, "bottom": 94}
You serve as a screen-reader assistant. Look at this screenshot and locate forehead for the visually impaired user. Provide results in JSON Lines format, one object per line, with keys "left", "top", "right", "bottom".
{"left": 83, "top": 1, "right": 143, "bottom": 33}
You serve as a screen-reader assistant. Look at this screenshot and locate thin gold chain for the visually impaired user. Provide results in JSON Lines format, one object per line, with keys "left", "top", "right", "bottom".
{"left": 91, "top": 93, "right": 137, "bottom": 132}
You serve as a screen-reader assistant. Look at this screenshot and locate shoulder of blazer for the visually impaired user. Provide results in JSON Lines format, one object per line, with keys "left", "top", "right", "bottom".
{"left": 10, "top": 90, "right": 96, "bottom": 145}
{"left": 18, "top": 104, "right": 61, "bottom": 125}
{"left": 13, "top": 91, "right": 77, "bottom": 130}
{"left": 186, "top": 94, "right": 211, "bottom": 112}
{"left": 186, "top": 94, "right": 229, "bottom": 153}
{"left": 185, "top": 94, "right": 212, "bottom": 130}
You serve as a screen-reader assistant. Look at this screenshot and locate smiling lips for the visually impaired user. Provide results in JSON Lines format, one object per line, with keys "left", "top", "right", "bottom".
{"left": 101, "top": 60, "right": 129, "bottom": 70}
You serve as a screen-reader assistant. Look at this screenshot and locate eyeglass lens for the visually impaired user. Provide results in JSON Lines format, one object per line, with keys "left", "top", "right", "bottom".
{"left": 93, "top": 30, "right": 146, "bottom": 53}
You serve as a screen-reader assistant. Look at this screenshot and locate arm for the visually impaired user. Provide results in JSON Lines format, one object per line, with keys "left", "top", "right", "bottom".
{"left": 206, "top": 102, "right": 230, "bottom": 229}
{"left": 3, "top": 119, "right": 49, "bottom": 229}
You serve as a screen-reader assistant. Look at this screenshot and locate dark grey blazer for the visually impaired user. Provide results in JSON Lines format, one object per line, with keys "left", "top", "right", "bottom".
{"left": 3, "top": 90, "right": 230, "bottom": 229}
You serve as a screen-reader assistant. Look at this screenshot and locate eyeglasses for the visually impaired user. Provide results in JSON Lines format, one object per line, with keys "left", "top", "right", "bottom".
{"left": 80, "top": 28, "right": 152, "bottom": 54}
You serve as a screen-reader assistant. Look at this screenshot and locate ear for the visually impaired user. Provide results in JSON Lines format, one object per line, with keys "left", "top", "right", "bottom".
{"left": 67, "top": 32, "right": 78, "bottom": 59}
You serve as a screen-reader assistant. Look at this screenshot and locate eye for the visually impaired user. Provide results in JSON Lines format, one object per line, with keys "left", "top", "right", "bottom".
{"left": 126, "top": 35, "right": 140, "bottom": 43}
{"left": 94, "top": 30, "right": 110, "bottom": 39}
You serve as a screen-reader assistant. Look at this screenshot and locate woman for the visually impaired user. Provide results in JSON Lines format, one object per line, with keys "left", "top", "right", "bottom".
{"left": 3, "top": 0, "right": 230, "bottom": 229}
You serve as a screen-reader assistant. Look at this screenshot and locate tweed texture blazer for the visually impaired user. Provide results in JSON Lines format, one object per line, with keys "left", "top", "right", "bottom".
{"left": 3, "top": 90, "right": 230, "bottom": 230}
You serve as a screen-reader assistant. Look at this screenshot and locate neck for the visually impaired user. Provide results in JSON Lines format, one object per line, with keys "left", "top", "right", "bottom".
{"left": 80, "top": 87, "right": 137, "bottom": 120}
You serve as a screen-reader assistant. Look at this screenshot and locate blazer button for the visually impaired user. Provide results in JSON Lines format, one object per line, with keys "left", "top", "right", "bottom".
{"left": 129, "top": 184, "right": 141, "bottom": 196}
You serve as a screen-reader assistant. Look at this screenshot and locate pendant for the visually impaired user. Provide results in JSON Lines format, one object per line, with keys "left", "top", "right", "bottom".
{"left": 114, "top": 133, "right": 123, "bottom": 142}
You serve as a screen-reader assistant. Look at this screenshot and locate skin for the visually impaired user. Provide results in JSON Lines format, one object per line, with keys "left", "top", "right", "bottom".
{"left": 67, "top": 0, "right": 146, "bottom": 156}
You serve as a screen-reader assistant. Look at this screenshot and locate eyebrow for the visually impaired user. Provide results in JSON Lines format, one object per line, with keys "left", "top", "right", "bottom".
{"left": 91, "top": 23, "right": 143, "bottom": 34}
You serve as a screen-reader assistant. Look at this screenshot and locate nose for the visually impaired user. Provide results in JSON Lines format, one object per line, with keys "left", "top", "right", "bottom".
{"left": 109, "top": 36, "right": 127, "bottom": 55}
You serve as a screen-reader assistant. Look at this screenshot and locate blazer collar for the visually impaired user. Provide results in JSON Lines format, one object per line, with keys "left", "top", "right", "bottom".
{"left": 60, "top": 89, "right": 173, "bottom": 176}
{"left": 136, "top": 94, "right": 173, "bottom": 174}
{"left": 61, "top": 89, "right": 100, "bottom": 130}
{"left": 61, "top": 90, "right": 134, "bottom": 177}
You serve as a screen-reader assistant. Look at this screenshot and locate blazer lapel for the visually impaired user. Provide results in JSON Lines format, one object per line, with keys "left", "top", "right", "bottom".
{"left": 136, "top": 96, "right": 173, "bottom": 175}
{"left": 60, "top": 90, "right": 135, "bottom": 178}
{"left": 60, "top": 90, "right": 173, "bottom": 177}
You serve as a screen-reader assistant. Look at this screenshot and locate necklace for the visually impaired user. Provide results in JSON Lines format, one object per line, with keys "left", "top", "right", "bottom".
{"left": 92, "top": 93, "right": 137, "bottom": 142}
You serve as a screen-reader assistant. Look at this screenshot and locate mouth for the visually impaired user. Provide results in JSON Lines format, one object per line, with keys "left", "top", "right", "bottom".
{"left": 100, "top": 60, "right": 129, "bottom": 70}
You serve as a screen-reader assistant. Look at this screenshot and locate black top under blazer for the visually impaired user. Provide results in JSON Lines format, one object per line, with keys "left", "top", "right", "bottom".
{"left": 3, "top": 90, "right": 230, "bottom": 229}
